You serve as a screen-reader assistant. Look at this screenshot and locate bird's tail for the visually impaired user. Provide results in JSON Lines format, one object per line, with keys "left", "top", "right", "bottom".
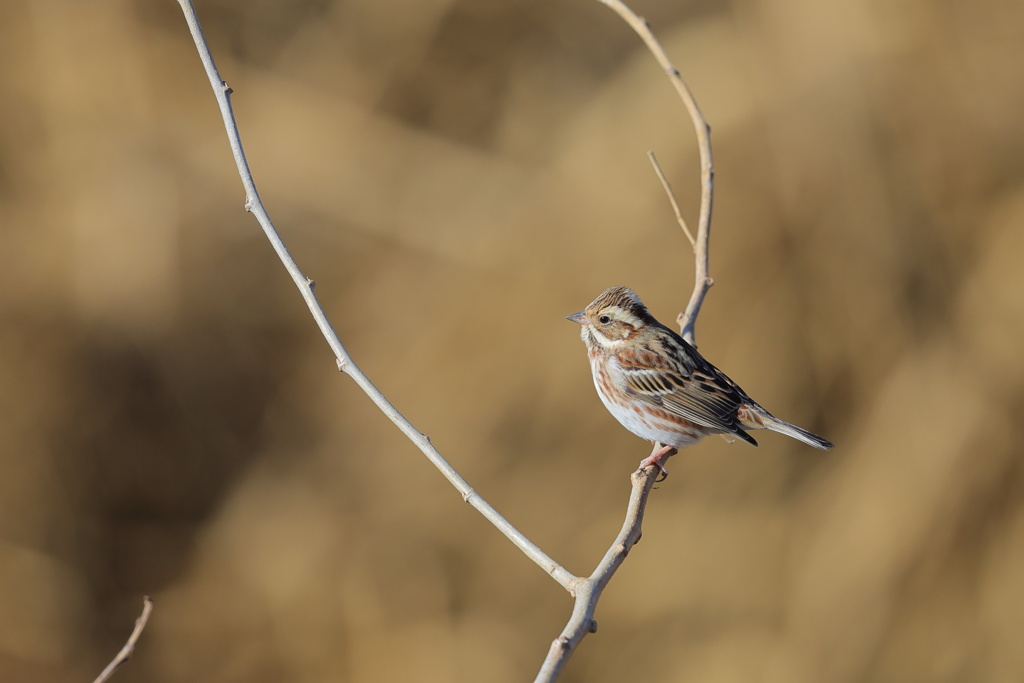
{"left": 739, "top": 405, "right": 834, "bottom": 450}
{"left": 764, "top": 415, "right": 834, "bottom": 450}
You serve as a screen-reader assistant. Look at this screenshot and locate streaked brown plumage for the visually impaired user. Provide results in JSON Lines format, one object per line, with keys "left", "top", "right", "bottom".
{"left": 567, "top": 286, "right": 832, "bottom": 473}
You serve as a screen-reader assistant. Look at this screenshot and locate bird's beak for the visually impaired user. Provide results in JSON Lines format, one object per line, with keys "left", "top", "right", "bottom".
{"left": 565, "top": 311, "right": 588, "bottom": 325}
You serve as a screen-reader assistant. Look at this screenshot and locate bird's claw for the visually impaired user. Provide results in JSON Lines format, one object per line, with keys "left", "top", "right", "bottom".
{"left": 638, "top": 444, "right": 676, "bottom": 481}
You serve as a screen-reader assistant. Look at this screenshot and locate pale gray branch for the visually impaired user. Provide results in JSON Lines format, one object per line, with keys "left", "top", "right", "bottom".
{"left": 598, "top": 0, "right": 714, "bottom": 346}
{"left": 533, "top": 0, "right": 718, "bottom": 677}
{"left": 93, "top": 597, "right": 153, "bottom": 683}
{"left": 176, "top": 2, "right": 712, "bottom": 681}
{"left": 534, "top": 464, "right": 665, "bottom": 683}
{"left": 174, "top": 0, "right": 573, "bottom": 591}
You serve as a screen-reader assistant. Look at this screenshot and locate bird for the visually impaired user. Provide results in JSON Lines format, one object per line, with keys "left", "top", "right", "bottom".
{"left": 567, "top": 285, "right": 833, "bottom": 476}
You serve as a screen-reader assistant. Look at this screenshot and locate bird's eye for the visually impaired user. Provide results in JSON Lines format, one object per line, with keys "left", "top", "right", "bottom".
{"left": 599, "top": 315, "right": 611, "bottom": 324}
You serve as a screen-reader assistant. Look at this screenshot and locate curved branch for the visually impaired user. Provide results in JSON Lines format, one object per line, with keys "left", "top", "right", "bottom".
{"left": 599, "top": 0, "right": 714, "bottom": 346}
{"left": 174, "top": 0, "right": 574, "bottom": 590}
{"left": 533, "top": 1, "right": 717, "bottom": 677}
{"left": 176, "top": 3, "right": 712, "bottom": 682}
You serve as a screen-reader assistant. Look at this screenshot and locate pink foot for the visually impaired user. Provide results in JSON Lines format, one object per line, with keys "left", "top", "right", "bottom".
{"left": 638, "top": 443, "right": 678, "bottom": 481}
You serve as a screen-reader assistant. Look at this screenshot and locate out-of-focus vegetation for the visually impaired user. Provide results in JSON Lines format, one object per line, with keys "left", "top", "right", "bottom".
{"left": 1, "top": 0, "right": 1022, "bottom": 680}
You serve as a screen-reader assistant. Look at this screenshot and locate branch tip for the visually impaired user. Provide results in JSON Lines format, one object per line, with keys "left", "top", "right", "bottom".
{"left": 92, "top": 596, "right": 154, "bottom": 683}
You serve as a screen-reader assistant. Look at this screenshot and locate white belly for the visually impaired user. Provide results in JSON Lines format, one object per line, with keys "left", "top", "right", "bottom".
{"left": 590, "top": 360, "right": 705, "bottom": 448}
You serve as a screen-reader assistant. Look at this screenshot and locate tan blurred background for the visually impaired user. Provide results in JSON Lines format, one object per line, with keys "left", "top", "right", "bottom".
{"left": 1, "top": 0, "right": 1022, "bottom": 680}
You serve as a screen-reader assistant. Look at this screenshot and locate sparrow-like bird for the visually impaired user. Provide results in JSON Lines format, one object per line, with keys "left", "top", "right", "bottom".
{"left": 567, "top": 286, "right": 833, "bottom": 475}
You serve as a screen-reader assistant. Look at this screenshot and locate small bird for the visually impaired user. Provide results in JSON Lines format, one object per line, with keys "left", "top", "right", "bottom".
{"left": 567, "top": 286, "right": 833, "bottom": 476}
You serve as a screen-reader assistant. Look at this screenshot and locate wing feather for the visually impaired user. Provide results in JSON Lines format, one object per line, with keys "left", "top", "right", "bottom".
{"left": 616, "top": 328, "right": 757, "bottom": 443}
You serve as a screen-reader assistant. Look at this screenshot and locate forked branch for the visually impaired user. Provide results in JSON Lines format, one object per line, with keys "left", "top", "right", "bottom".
{"left": 597, "top": 0, "right": 714, "bottom": 346}
{"left": 534, "top": 1, "right": 716, "bottom": 678}
{"left": 534, "top": 467, "right": 664, "bottom": 682}
{"left": 175, "top": 1, "right": 713, "bottom": 681}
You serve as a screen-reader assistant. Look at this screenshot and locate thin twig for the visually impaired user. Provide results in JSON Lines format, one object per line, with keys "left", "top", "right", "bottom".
{"left": 598, "top": 0, "right": 714, "bottom": 347}
{"left": 174, "top": 0, "right": 574, "bottom": 590}
{"left": 93, "top": 597, "right": 154, "bottom": 683}
{"left": 648, "top": 151, "right": 695, "bottom": 247}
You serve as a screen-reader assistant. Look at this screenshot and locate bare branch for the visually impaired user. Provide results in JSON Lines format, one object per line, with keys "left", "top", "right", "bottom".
{"left": 648, "top": 151, "right": 695, "bottom": 247}
{"left": 532, "top": 0, "right": 719, "bottom": 676}
{"left": 173, "top": 0, "right": 574, "bottom": 590}
{"left": 534, "top": 462, "right": 667, "bottom": 683}
{"left": 598, "top": 0, "right": 714, "bottom": 346}
{"left": 177, "top": 2, "right": 712, "bottom": 681}
{"left": 93, "top": 597, "right": 154, "bottom": 683}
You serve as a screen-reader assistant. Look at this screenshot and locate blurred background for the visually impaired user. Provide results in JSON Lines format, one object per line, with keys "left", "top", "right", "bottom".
{"left": 2, "top": 0, "right": 1022, "bottom": 680}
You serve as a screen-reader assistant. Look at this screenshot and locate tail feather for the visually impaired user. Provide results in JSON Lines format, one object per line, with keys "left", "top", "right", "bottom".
{"left": 763, "top": 415, "right": 834, "bottom": 450}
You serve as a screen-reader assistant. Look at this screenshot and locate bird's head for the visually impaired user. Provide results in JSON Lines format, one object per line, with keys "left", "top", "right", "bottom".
{"left": 566, "top": 285, "right": 654, "bottom": 346}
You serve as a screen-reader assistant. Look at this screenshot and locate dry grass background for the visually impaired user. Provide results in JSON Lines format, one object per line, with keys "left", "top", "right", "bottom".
{"left": 1, "top": 0, "right": 1022, "bottom": 681}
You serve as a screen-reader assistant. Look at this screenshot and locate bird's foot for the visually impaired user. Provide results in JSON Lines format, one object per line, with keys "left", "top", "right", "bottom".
{"left": 638, "top": 443, "right": 678, "bottom": 482}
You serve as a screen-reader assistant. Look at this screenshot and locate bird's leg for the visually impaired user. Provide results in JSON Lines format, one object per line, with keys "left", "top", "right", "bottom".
{"left": 638, "top": 443, "right": 677, "bottom": 482}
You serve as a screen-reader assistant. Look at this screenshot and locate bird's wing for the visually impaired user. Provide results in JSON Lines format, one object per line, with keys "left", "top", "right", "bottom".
{"left": 616, "top": 332, "right": 756, "bottom": 443}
